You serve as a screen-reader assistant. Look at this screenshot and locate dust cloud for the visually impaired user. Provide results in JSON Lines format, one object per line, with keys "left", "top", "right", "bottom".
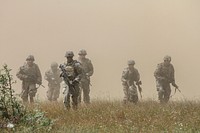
{"left": 1, "top": 0, "right": 200, "bottom": 101}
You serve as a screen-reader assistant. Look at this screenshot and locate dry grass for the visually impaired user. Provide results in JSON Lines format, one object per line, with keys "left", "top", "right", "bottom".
{"left": 28, "top": 99, "right": 200, "bottom": 133}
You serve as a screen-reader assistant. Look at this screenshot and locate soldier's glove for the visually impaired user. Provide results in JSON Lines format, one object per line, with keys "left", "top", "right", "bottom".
{"left": 37, "top": 80, "right": 42, "bottom": 85}
{"left": 60, "top": 73, "right": 64, "bottom": 78}
{"left": 136, "top": 81, "right": 142, "bottom": 86}
{"left": 172, "top": 82, "right": 178, "bottom": 88}
{"left": 72, "top": 79, "right": 79, "bottom": 85}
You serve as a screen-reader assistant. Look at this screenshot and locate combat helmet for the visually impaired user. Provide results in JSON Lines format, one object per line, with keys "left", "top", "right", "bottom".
{"left": 78, "top": 49, "right": 87, "bottom": 55}
{"left": 26, "top": 55, "right": 35, "bottom": 61}
{"left": 163, "top": 55, "right": 171, "bottom": 62}
{"left": 51, "top": 62, "right": 58, "bottom": 68}
{"left": 65, "top": 51, "right": 74, "bottom": 58}
{"left": 127, "top": 60, "right": 135, "bottom": 65}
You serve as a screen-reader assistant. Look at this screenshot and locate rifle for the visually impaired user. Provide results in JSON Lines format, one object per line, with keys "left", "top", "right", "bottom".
{"left": 59, "top": 64, "right": 75, "bottom": 93}
{"left": 136, "top": 81, "right": 142, "bottom": 99}
{"left": 169, "top": 82, "right": 182, "bottom": 98}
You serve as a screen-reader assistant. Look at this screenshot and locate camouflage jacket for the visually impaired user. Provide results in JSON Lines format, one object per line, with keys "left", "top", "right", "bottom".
{"left": 78, "top": 57, "right": 94, "bottom": 79}
{"left": 16, "top": 63, "right": 42, "bottom": 84}
{"left": 44, "top": 69, "right": 62, "bottom": 86}
{"left": 154, "top": 62, "right": 175, "bottom": 84}
{"left": 62, "top": 60, "right": 82, "bottom": 82}
{"left": 121, "top": 67, "right": 140, "bottom": 86}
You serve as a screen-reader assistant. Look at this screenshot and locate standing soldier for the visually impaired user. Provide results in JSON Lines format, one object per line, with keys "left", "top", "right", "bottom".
{"left": 154, "top": 55, "right": 179, "bottom": 103}
{"left": 121, "top": 60, "right": 142, "bottom": 104}
{"left": 78, "top": 49, "right": 94, "bottom": 104}
{"left": 44, "top": 62, "right": 62, "bottom": 102}
{"left": 60, "top": 51, "right": 82, "bottom": 110}
{"left": 16, "top": 55, "right": 42, "bottom": 103}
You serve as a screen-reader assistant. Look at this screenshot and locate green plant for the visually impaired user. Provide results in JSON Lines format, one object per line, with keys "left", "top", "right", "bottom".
{"left": 0, "top": 65, "right": 53, "bottom": 132}
{"left": 0, "top": 64, "right": 25, "bottom": 124}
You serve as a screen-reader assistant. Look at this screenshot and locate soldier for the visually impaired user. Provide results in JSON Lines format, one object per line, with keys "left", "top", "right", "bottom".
{"left": 44, "top": 62, "right": 62, "bottom": 101}
{"left": 60, "top": 51, "right": 82, "bottom": 110}
{"left": 154, "top": 55, "right": 179, "bottom": 103}
{"left": 78, "top": 49, "right": 94, "bottom": 104}
{"left": 121, "top": 60, "right": 141, "bottom": 104}
{"left": 16, "top": 55, "right": 42, "bottom": 103}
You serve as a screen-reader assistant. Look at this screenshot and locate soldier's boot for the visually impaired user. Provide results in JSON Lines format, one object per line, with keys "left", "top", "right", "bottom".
{"left": 30, "top": 97, "right": 34, "bottom": 103}
{"left": 163, "top": 96, "right": 170, "bottom": 103}
{"left": 64, "top": 102, "right": 71, "bottom": 110}
{"left": 83, "top": 95, "right": 90, "bottom": 104}
{"left": 72, "top": 104, "right": 78, "bottom": 110}
{"left": 64, "top": 101, "right": 71, "bottom": 110}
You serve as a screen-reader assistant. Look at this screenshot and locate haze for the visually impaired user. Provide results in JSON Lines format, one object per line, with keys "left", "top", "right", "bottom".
{"left": 1, "top": 0, "right": 200, "bottom": 101}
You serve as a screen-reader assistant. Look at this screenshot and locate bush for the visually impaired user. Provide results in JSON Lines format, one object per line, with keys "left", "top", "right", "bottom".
{"left": 0, "top": 65, "right": 53, "bottom": 132}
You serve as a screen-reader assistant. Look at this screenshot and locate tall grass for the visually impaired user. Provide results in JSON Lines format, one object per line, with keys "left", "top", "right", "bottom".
{"left": 37, "top": 100, "right": 200, "bottom": 133}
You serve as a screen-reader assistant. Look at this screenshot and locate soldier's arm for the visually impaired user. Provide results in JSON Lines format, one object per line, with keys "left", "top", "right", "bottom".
{"left": 74, "top": 62, "right": 83, "bottom": 82}
{"left": 16, "top": 67, "right": 27, "bottom": 80}
{"left": 134, "top": 69, "right": 140, "bottom": 82}
{"left": 35, "top": 64, "right": 42, "bottom": 84}
{"left": 87, "top": 60, "right": 94, "bottom": 77}
{"left": 170, "top": 64, "right": 175, "bottom": 83}
{"left": 121, "top": 68, "right": 128, "bottom": 83}
{"left": 170, "top": 65, "right": 178, "bottom": 88}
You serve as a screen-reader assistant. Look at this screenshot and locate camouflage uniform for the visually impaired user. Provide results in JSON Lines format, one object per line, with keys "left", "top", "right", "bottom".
{"left": 16, "top": 55, "right": 42, "bottom": 103}
{"left": 78, "top": 49, "right": 94, "bottom": 104}
{"left": 45, "top": 62, "right": 62, "bottom": 101}
{"left": 121, "top": 60, "right": 140, "bottom": 104}
{"left": 61, "top": 51, "right": 82, "bottom": 110}
{"left": 154, "top": 55, "right": 178, "bottom": 103}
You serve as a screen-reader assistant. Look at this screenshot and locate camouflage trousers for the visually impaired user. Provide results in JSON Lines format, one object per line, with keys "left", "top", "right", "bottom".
{"left": 78, "top": 79, "right": 90, "bottom": 104}
{"left": 47, "top": 84, "right": 60, "bottom": 101}
{"left": 156, "top": 80, "right": 171, "bottom": 103}
{"left": 21, "top": 82, "right": 37, "bottom": 103}
{"left": 122, "top": 84, "right": 138, "bottom": 104}
{"left": 63, "top": 84, "right": 80, "bottom": 110}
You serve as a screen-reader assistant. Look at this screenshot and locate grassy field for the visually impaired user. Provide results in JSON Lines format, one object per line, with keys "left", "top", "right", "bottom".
{"left": 11, "top": 99, "right": 198, "bottom": 133}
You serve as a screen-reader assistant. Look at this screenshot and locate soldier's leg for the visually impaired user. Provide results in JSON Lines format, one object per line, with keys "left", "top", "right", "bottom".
{"left": 156, "top": 80, "right": 164, "bottom": 103}
{"left": 129, "top": 85, "right": 138, "bottom": 104}
{"left": 64, "top": 93, "right": 70, "bottom": 110}
{"left": 72, "top": 85, "right": 80, "bottom": 110}
{"left": 29, "top": 84, "right": 37, "bottom": 103}
{"left": 21, "top": 83, "right": 29, "bottom": 103}
{"left": 52, "top": 86, "right": 60, "bottom": 101}
{"left": 163, "top": 84, "right": 171, "bottom": 103}
{"left": 21, "top": 89, "right": 29, "bottom": 103}
{"left": 82, "top": 81, "right": 90, "bottom": 104}
{"left": 78, "top": 84, "right": 83, "bottom": 103}
{"left": 47, "top": 87, "right": 54, "bottom": 101}
{"left": 122, "top": 82, "right": 129, "bottom": 104}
